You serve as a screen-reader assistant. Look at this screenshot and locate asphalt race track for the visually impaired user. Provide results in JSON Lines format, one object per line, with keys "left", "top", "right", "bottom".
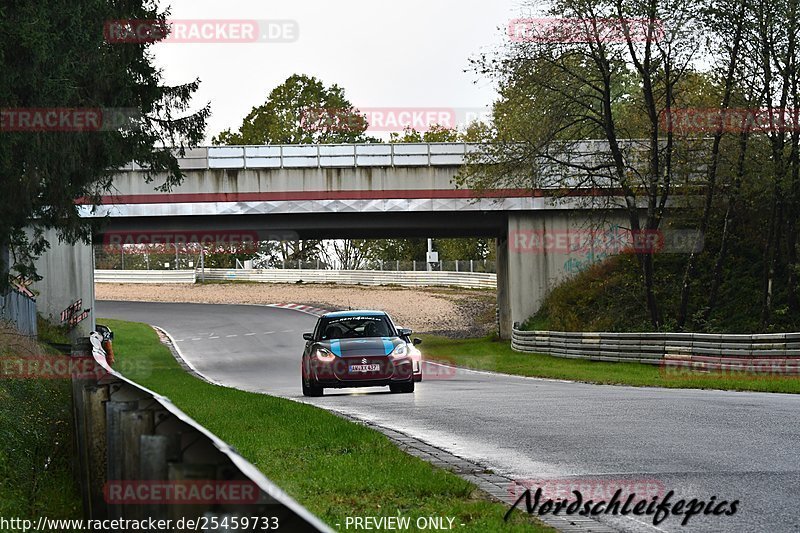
{"left": 97, "top": 300, "right": 800, "bottom": 533}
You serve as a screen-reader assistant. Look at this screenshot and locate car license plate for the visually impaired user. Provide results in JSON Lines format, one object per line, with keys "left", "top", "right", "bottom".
{"left": 349, "top": 364, "right": 380, "bottom": 373}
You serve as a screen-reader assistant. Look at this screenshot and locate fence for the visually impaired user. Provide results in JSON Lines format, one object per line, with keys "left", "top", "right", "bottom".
{"left": 93, "top": 245, "right": 497, "bottom": 274}
{"left": 512, "top": 329, "right": 800, "bottom": 372}
{"left": 117, "top": 143, "right": 482, "bottom": 171}
{"left": 70, "top": 332, "right": 331, "bottom": 531}
{"left": 94, "top": 269, "right": 497, "bottom": 289}
{"left": 202, "top": 269, "right": 496, "bottom": 289}
{"left": 278, "top": 260, "right": 496, "bottom": 273}
{"left": 1, "top": 288, "right": 37, "bottom": 337}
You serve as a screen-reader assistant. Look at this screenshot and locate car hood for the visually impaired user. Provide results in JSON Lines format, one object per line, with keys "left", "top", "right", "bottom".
{"left": 317, "top": 337, "right": 404, "bottom": 357}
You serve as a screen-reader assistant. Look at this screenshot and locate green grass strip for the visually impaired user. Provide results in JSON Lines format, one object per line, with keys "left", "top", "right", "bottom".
{"left": 420, "top": 335, "right": 800, "bottom": 394}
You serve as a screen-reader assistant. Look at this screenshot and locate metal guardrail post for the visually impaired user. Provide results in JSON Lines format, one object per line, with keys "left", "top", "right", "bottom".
{"left": 71, "top": 338, "right": 94, "bottom": 519}
{"left": 139, "top": 434, "right": 176, "bottom": 522}
{"left": 83, "top": 384, "right": 110, "bottom": 519}
{"left": 105, "top": 396, "right": 139, "bottom": 519}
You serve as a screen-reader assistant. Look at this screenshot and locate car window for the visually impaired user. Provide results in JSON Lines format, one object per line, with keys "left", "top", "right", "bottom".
{"left": 318, "top": 316, "right": 395, "bottom": 340}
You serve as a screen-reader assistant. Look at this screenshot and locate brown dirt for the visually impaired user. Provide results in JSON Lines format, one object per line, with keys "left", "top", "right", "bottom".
{"left": 95, "top": 282, "right": 497, "bottom": 338}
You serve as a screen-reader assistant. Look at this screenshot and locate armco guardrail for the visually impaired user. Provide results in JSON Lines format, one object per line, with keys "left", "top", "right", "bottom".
{"left": 95, "top": 270, "right": 197, "bottom": 284}
{"left": 1, "top": 287, "right": 37, "bottom": 337}
{"left": 512, "top": 329, "right": 800, "bottom": 371}
{"left": 93, "top": 269, "right": 497, "bottom": 289}
{"left": 70, "top": 332, "right": 331, "bottom": 531}
{"left": 202, "top": 268, "right": 497, "bottom": 289}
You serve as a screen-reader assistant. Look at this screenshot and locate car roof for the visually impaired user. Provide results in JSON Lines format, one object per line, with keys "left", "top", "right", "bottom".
{"left": 322, "top": 310, "right": 388, "bottom": 318}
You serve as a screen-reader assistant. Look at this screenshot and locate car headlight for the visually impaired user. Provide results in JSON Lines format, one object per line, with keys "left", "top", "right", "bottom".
{"left": 314, "top": 347, "right": 336, "bottom": 362}
{"left": 389, "top": 343, "right": 409, "bottom": 360}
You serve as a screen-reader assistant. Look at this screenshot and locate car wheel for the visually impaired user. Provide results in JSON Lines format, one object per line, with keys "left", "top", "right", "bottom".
{"left": 302, "top": 380, "right": 324, "bottom": 397}
{"left": 389, "top": 381, "right": 415, "bottom": 393}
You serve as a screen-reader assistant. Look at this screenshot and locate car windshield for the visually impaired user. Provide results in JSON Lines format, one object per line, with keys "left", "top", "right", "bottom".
{"left": 317, "top": 315, "right": 395, "bottom": 340}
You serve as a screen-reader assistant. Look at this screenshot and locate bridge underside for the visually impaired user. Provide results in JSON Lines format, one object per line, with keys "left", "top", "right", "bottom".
{"left": 90, "top": 211, "right": 509, "bottom": 242}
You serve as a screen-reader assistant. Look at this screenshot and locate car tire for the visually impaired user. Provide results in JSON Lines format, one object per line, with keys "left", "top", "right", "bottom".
{"left": 389, "top": 381, "right": 415, "bottom": 393}
{"left": 302, "top": 380, "right": 324, "bottom": 397}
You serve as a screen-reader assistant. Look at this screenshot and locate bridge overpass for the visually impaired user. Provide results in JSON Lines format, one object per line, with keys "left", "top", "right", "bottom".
{"left": 77, "top": 143, "right": 631, "bottom": 338}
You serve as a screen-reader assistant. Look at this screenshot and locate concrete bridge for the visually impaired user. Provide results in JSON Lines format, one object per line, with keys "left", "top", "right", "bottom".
{"left": 62, "top": 143, "right": 632, "bottom": 338}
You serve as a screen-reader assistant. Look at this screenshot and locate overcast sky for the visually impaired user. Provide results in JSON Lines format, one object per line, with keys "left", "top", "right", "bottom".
{"left": 152, "top": 0, "right": 533, "bottom": 142}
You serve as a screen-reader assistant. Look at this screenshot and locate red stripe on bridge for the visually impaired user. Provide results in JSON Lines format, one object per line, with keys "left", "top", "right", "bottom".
{"left": 77, "top": 188, "right": 624, "bottom": 205}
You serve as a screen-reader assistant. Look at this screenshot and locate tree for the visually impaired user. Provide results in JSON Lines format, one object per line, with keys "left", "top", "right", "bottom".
{"left": 370, "top": 239, "right": 429, "bottom": 262}
{"left": 436, "top": 239, "right": 495, "bottom": 261}
{"left": 389, "top": 124, "right": 461, "bottom": 143}
{"left": 325, "top": 240, "right": 377, "bottom": 270}
{"left": 462, "top": 0, "right": 702, "bottom": 328}
{"left": 212, "top": 74, "right": 382, "bottom": 263}
{"left": 212, "top": 74, "right": 379, "bottom": 145}
{"left": 675, "top": 0, "right": 752, "bottom": 328}
{"left": 0, "top": 1, "right": 209, "bottom": 288}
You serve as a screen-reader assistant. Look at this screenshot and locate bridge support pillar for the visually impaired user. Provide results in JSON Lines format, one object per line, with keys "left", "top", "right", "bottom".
{"left": 32, "top": 228, "right": 95, "bottom": 338}
{"left": 496, "top": 234, "right": 512, "bottom": 339}
{"left": 504, "top": 211, "right": 629, "bottom": 334}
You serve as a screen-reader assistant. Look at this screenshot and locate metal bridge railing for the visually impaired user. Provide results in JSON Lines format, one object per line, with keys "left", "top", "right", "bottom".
{"left": 118, "top": 143, "right": 483, "bottom": 171}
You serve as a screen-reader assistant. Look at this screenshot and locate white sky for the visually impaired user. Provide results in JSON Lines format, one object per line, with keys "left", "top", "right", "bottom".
{"left": 152, "top": 0, "right": 532, "bottom": 143}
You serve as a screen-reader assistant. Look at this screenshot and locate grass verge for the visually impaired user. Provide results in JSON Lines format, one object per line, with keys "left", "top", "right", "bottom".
{"left": 101, "top": 318, "right": 552, "bottom": 532}
{"left": 420, "top": 335, "right": 800, "bottom": 394}
{"left": 0, "top": 321, "right": 81, "bottom": 520}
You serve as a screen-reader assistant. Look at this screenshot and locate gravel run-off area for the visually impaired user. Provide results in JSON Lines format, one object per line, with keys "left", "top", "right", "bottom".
{"left": 95, "top": 283, "right": 497, "bottom": 338}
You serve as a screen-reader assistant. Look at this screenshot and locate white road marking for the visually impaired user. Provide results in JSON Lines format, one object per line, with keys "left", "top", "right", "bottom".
{"left": 281, "top": 329, "right": 294, "bottom": 333}
{"left": 209, "top": 336, "right": 220, "bottom": 339}
{"left": 622, "top": 515, "right": 671, "bottom": 532}
{"left": 244, "top": 333, "right": 256, "bottom": 336}
{"left": 263, "top": 331, "right": 275, "bottom": 335}
{"left": 191, "top": 338, "right": 201, "bottom": 341}
{"left": 226, "top": 334, "right": 238, "bottom": 338}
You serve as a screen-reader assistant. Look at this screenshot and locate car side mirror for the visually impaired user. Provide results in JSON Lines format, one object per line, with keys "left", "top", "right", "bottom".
{"left": 398, "top": 328, "right": 412, "bottom": 337}
{"left": 302, "top": 332, "right": 314, "bottom": 341}
{"left": 413, "top": 338, "right": 423, "bottom": 346}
